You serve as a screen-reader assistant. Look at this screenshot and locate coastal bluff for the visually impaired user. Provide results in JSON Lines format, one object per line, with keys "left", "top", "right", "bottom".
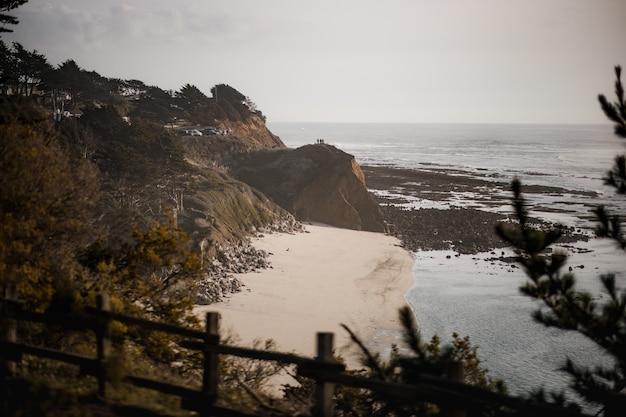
{"left": 175, "top": 108, "right": 384, "bottom": 232}
{"left": 5, "top": 54, "right": 389, "bottom": 301}
{"left": 180, "top": 113, "right": 286, "bottom": 167}
{"left": 228, "top": 144, "right": 386, "bottom": 232}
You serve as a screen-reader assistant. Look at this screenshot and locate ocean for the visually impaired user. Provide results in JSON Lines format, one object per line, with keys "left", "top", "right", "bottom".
{"left": 268, "top": 122, "right": 626, "bottom": 406}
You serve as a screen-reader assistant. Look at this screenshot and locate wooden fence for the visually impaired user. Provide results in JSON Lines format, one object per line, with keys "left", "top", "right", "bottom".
{"left": 1, "top": 287, "right": 621, "bottom": 417}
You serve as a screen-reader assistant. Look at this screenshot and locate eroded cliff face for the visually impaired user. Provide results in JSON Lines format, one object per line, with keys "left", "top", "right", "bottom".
{"left": 174, "top": 108, "right": 384, "bottom": 232}
{"left": 216, "top": 114, "right": 285, "bottom": 149}
{"left": 228, "top": 144, "right": 386, "bottom": 232}
{"left": 180, "top": 114, "right": 286, "bottom": 168}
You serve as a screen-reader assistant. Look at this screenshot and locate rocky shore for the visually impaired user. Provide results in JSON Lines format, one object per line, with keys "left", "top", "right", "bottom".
{"left": 380, "top": 205, "right": 510, "bottom": 254}
{"left": 361, "top": 165, "right": 590, "bottom": 254}
{"left": 196, "top": 164, "right": 594, "bottom": 303}
{"left": 195, "top": 216, "right": 304, "bottom": 304}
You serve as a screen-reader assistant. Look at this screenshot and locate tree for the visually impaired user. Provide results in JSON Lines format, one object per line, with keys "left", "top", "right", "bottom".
{"left": 0, "top": 96, "right": 99, "bottom": 311}
{"left": 280, "top": 309, "right": 503, "bottom": 417}
{"left": 48, "top": 60, "right": 90, "bottom": 110}
{"left": 10, "top": 42, "right": 51, "bottom": 95}
{"left": 596, "top": 66, "right": 626, "bottom": 249}
{"left": 495, "top": 66, "right": 626, "bottom": 414}
{"left": 80, "top": 212, "right": 202, "bottom": 363}
{"left": 599, "top": 66, "right": 626, "bottom": 140}
{"left": 0, "top": 96, "right": 202, "bottom": 358}
{"left": 0, "top": 0, "right": 28, "bottom": 34}
{"left": 0, "top": 39, "right": 15, "bottom": 94}
{"left": 211, "top": 84, "right": 246, "bottom": 105}
{"left": 179, "top": 83, "right": 210, "bottom": 104}
{"left": 176, "top": 83, "right": 213, "bottom": 124}
{"left": 0, "top": 41, "right": 53, "bottom": 97}
{"left": 211, "top": 84, "right": 254, "bottom": 122}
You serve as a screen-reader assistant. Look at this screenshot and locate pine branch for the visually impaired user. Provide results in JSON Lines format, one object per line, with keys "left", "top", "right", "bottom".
{"left": 614, "top": 66, "right": 626, "bottom": 124}
{"left": 341, "top": 323, "right": 387, "bottom": 380}
{"left": 594, "top": 205, "right": 626, "bottom": 250}
{"left": 598, "top": 66, "right": 626, "bottom": 138}
{"left": 398, "top": 306, "right": 424, "bottom": 361}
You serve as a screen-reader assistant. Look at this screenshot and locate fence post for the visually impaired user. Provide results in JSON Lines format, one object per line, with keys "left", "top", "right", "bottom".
{"left": 605, "top": 393, "right": 626, "bottom": 417}
{"left": 96, "top": 294, "right": 111, "bottom": 398}
{"left": 442, "top": 360, "right": 466, "bottom": 417}
{"left": 1, "top": 283, "right": 18, "bottom": 377}
{"left": 202, "top": 312, "right": 220, "bottom": 402}
{"left": 312, "top": 332, "right": 335, "bottom": 417}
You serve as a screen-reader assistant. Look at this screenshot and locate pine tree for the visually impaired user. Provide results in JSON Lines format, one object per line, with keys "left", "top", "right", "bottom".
{"left": 0, "top": 96, "right": 203, "bottom": 364}
{"left": 0, "top": 0, "right": 28, "bottom": 34}
{"left": 596, "top": 65, "right": 626, "bottom": 248}
{"left": 286, "top": 310, "right": 504, "bottom": 417}
{"left": 0, "top": 96, "right": 99, "bottom": 311}
{"left": 495, "top": 66, "right": 626, "bottom": 415}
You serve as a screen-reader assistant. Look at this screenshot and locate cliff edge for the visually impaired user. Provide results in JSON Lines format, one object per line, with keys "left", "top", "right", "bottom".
{"left": 228, "top": 144, "right": 386, "bottom": 232}
{"left": 180, "top": 113, "right": 285, "bottom": 168}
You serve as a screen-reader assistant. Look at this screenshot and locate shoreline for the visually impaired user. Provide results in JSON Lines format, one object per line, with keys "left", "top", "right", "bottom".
{"left": 357, "top": 165, "right": 621, "bottom": 404}
{"left": 195, "top": 223, "right": 415, "bottom": 369}
{"left": 191, "top": 163, "right": 614, "bottom": 397}
{"left": 360, "top": 165, "right": 592, "bottom": 254}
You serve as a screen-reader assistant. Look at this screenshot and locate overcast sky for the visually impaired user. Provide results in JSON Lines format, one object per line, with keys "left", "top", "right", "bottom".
{"left": 4, "top": 0, "right": 626, "bottom": 124}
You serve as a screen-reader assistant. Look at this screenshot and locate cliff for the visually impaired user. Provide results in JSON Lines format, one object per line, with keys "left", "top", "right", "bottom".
{"left": 180, "top": 113, "right": 286, "bottom": 168}
{"left": 216, "top": 114, "right": 285, "bottom": 149}
{"left": 10, "top": 54, "right": 388, "bottom": 299}
{"left": 227, "top": 144, "right": 386, "bottom": 232}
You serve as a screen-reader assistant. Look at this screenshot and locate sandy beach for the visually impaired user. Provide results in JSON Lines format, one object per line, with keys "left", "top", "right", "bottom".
{"left": 195, "top": 223, "right": 415, "bottom": 368}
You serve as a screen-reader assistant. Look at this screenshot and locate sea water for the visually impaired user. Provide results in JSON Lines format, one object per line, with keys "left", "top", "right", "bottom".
{"left": 268, "top": 122, "right": 625, "bottom": 406}
{"left": 268, "top": 122, "right": 620, "bottom": 193}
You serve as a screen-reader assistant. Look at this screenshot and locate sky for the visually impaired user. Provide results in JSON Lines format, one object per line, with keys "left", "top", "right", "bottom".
{"left": 4, "top": 0, "right": 626, "bottom": 124}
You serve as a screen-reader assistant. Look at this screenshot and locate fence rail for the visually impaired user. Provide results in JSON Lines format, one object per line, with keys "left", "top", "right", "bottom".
{"left": 1, "top": 288, "right": 618, "bottom": 417}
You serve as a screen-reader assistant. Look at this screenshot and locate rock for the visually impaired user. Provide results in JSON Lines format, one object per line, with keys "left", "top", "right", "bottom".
{"left": 195, "top": 274, "right": 244, "bottom": 305}
{"left": 228, "top": 144, "right": 386, "bottom": 232}
{"left": 194, "top": 218, "right": 303, "bottom": 304}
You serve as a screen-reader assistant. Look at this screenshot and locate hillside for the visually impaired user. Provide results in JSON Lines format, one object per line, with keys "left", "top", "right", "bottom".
{"left": 0, "top": 50, "right": 299, "bottom": 301}
{"left": 1, "top": 47, "right": 385, "bottom": 301}
{"left": 228, "top": 144, "right": 386, "bottom": 232}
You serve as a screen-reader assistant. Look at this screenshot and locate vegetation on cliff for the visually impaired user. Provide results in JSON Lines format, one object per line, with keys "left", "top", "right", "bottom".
{"left": 0, "top": 39, "right": 283, "bottom": 148}
{"left": 0, "top": 38, "right": 300, "bottom": 349}
{"left": 0, "top": 97, "right": 206, "bottom": 416}
{"left": 0, "top": 68, "right": 296, "bottom": 416}
{"left": 1, "top": 37, "right": 388, "bottom": 236}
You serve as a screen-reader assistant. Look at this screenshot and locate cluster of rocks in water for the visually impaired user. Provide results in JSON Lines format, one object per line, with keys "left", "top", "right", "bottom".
{"left": 380, "top": 205, "right": 509, "bottom": 254}
{"left": 193, "top": 159, "right": 596, "bottom": 304}
{"left": 195, "top": 217, "right": 304, "bottom": 304}
{"left": 378, "top": 202, "right": 589, "bottom": 255}
{"left": 363, "top": 165, "right": 591, "bottom": 255}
